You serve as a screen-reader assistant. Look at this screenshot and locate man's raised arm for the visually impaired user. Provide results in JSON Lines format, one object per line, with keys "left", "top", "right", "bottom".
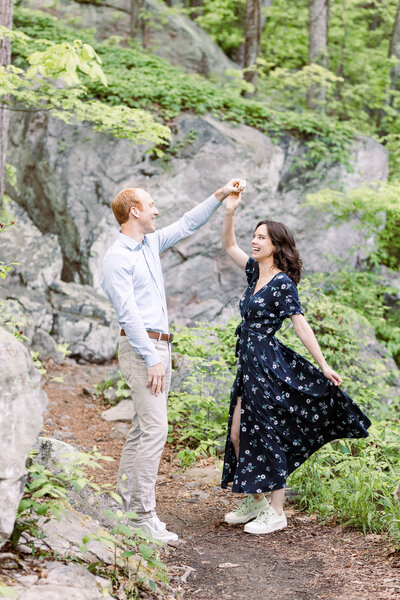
{"left": 156, "top": 179, "right": 246, "bottom": 254}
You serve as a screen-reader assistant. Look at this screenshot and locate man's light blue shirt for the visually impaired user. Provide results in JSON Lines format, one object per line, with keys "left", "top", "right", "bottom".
{"left": 101, "top": 194, "right": 221, "bottom": 367}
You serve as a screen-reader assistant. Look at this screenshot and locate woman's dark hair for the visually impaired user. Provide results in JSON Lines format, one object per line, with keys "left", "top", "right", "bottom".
{"left": 255, "top": 220, "right": 303, "bottom": 284}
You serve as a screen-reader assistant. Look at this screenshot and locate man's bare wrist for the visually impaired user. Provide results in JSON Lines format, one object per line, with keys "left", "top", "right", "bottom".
{"left": 214, "top": 188, "right": 226, "bottom": 202}
{"left": 225, "top": 209, "right": 235, "bottom": 216}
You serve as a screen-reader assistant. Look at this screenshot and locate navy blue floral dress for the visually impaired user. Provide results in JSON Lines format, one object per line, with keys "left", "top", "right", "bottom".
{"left": 221, "top": 258, "right": 371, "bottom": 494}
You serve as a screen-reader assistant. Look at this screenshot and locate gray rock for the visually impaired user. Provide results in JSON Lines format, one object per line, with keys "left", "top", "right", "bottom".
{"left": 109, "top": 422, "right": 131, "bottom": 439}
{"left": 23, "top": 0, "right": 236, "bottom": 77}
{"left": 0, "top": 328, "right": 48, "bottom": 548}
{"left": 31, "top": 329, "right": 65, "bottom": 364}
{"left": 171, "top": 352, "right": 194, "bottom": 391}
{"left": 0, "top": 286, "right": 54, "bottom": 345}
{"left": 17, "top": 562, "right": 111, "bottom": 599}
{"left": 0, "top": 200, "right": 62, "bottom": 290}
{"left": 49, "top": 280, "right": 119, "bottom": 362}
{"left": 0, "top": 298, "right": 36, "bottom": 343}
{"left": 22, "top": 506, "right": 116, "bottom": 564}
{"left": 31, "top": 438, "right": 122, "bottom": 530}
{"left": 32, "top": 437, "right": 79, "bottom": 470}
{"left": 6, "top": 105, "right": 390, "bottom": 330}
{"left": 101, "top": 399, "right": 133, "bottom": 422}
{"left": 183, "top": 464, "right": 222, "bottom": 486}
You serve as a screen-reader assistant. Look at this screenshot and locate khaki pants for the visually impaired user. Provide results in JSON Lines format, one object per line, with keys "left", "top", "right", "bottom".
{"left": 116, "top": 336, "right": 171, "bottom": 518}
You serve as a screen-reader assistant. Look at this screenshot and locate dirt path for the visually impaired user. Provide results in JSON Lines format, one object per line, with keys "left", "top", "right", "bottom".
{"left": 42, "top": 360, "right": 400, "bottom": 600}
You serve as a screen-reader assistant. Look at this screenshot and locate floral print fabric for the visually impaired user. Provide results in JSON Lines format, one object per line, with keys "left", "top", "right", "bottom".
{"left": 221, "top": 258, "right": 371, "bottom": 494}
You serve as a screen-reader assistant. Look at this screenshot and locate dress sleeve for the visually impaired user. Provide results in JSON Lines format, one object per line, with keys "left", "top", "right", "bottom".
{"left": 272, "top": 275, "right": 303, "bottom": 319}
{"left": 245, "top": 257, "right": 259, "bottom": 286}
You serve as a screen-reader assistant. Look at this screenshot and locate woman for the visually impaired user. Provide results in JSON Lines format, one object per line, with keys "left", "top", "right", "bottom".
{"left": 221, "top": 191, "right": 371, "bottom": 535}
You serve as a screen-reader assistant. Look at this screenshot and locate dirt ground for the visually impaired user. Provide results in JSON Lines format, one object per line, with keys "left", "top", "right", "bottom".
{"left": 40, "top": 359, "right": 400, "bottom": 600}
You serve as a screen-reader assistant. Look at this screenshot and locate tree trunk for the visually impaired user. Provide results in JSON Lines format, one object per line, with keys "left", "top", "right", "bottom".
{"left": 130, "top": 0, "right": 146, "bottom": 46}
{"left": 389, "top": 0, "right": 400, "bottom": 98}
{"left": 377, "top": 0, "right": 400, "bottom": 131}
{"left": 243, "top": 0, "right": 261, "bottom": 96}
{"left": 0, "top": 0, "right": 13, "bottom": 209}
{"left": 307, "top": 0, "right": 329, "bottom": 109}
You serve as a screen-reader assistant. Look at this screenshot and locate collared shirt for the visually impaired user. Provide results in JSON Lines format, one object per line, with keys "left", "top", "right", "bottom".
{"left": 101, "top": 194, "right": 221, "bottom": 367}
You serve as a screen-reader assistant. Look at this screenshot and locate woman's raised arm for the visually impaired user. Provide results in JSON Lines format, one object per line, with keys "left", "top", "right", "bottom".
{"left": 222, "top": 192, "right": 249, "bottom": 271}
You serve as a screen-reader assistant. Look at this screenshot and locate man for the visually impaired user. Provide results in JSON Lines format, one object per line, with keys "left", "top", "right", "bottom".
{"left": 101, "top": 179, "right": 245, "bottom": 543}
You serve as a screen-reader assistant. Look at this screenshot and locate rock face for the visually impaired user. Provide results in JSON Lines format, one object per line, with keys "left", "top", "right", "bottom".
{"left": 48, "top": 281, "right": 119, "bottom": 362}
{"left": 7, "top": 110, "right": 389, "bottom": 330}
{"left": 0, "top": 200, "right": 62, "bottom": 290}
{"left": 15, "top": 562, "right": 112, "bottom": 599}
{"left": 0, "top": 328, "right": 48, "bottom": 549}
{"left": 22, "top": 0, "right": 236, "bottom": 76}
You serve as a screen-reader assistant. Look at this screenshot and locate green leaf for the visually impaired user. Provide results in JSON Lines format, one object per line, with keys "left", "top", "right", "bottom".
{"left": 139, "top": 543, "right": 154, "bottom": 560}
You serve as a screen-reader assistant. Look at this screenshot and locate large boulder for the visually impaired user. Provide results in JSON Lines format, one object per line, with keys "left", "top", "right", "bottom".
{"left": 0, "top": 200, "right": 62, "bottom": 290}
{"left": 7, "top": 110, "right": 389, "bottom": 326}
{"left": 14, "top": 562, "right": 112, "bottom": 600}
{"left": 0, "top": 286, "right": 54, "bottom": 344}
{"left": 0, "top": 327, "right": 48, "bottom": 549}
{"left": 21, "top": 0, "right": 236, "bottom": 76}
{"left": 48, "top": 281, "right": 120, "bottom": 362}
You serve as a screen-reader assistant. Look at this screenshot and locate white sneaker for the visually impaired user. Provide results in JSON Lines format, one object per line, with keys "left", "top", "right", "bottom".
{"left": 133, "top": 515, "right": 179, "bottom": 543}
{"left": 244, "top": 505, "right": 287, "bottom": 534}
{"left": 224, "top": 495, "right": 269, "bottom": 524}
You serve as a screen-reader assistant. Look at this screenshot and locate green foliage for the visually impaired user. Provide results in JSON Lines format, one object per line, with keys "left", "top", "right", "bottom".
{"left": 306, "top": 181, "right": 400, "bottom": 269}
{"left": 168, "top": 354, "right": 231, "bottom": 466}
{"left": 12, "top": 7, "right": 356, "bottom": 168}
{"left": 12, "top": 449, "right": 169, "bottom": 597}
{"left": 194, "top": 0, "right": 245, "bottom": 56}
{"left": 95, "top": 369, "right": 131, "bottom": 406}
{"left": 82, "top": 509, "right": 168, "bottom": 597}
{"left": 288, "top": 421, "right": 400, "bottom": 547}
{"left": 30, "top": 350, "right": 47, "bottom": 376}
{"left": 258, "top": 0, "right": 399, "bottom": 128}
{"left": 0, "top": 259, "right": 17, "bottom": 281}
{"left": 1, "top": 16, "right": 171, "bottom": 148}
{"left": 195, "top": 0, "right": 400, "bottom": 172}
{"left": 12, "top": 448, "right": 114, "bottom": 546}
{"left": 26, "top": 38, "right": 107, "bottom": 85}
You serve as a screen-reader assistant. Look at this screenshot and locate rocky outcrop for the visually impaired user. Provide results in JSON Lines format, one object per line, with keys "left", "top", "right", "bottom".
{"left": 0, "top": 328, "right": 48, "bottom": 549}
{"left": 48, "top": 281, "right": 119, "bottom": 362}
{"left": 7, "top": 110, "right": 388, "bottom": 331}
{"left": 21, "top": 0, "right": 236, "bottom": 76}
{"left": 0, "top": 200, "right": 62, "bottom": 290}
{"left": 14, "top": 562, "right": 112, "bottom": 599}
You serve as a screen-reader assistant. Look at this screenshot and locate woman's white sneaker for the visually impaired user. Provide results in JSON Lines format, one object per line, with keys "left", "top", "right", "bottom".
{"left": 244, "top": 505, "right": 287, "bottom": 534}
{"left": 224, "top": 495, "right": 269, "bottom": 524}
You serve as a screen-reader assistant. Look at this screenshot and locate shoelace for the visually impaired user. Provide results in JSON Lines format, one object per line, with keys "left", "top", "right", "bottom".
{"left": 256, "top": 508, "right": 273, "bottom": 523}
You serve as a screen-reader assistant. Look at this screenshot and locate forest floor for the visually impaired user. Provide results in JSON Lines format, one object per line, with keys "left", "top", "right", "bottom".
{"left": 41, "top": 359, "right": 400, "bottom": 600}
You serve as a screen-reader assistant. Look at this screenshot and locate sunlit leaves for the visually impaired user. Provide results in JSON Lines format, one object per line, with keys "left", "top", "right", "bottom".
{"left": 26, "top": 40, "right": 107, "bottom": 86}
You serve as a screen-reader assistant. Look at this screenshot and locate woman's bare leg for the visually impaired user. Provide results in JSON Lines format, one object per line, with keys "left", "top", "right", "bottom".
{"left": 230, "top": 397, "right": 241, "bottom": 460}
{"left": 230, "top": 397, "right": 264, "bottom": 502}
{"left": 270, "top": 488, "right": 285, "bottom": 514}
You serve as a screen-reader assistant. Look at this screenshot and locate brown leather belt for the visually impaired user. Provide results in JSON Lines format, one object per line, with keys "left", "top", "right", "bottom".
{"left": 120, "top": 329, "right": 173, "bottom": 343}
